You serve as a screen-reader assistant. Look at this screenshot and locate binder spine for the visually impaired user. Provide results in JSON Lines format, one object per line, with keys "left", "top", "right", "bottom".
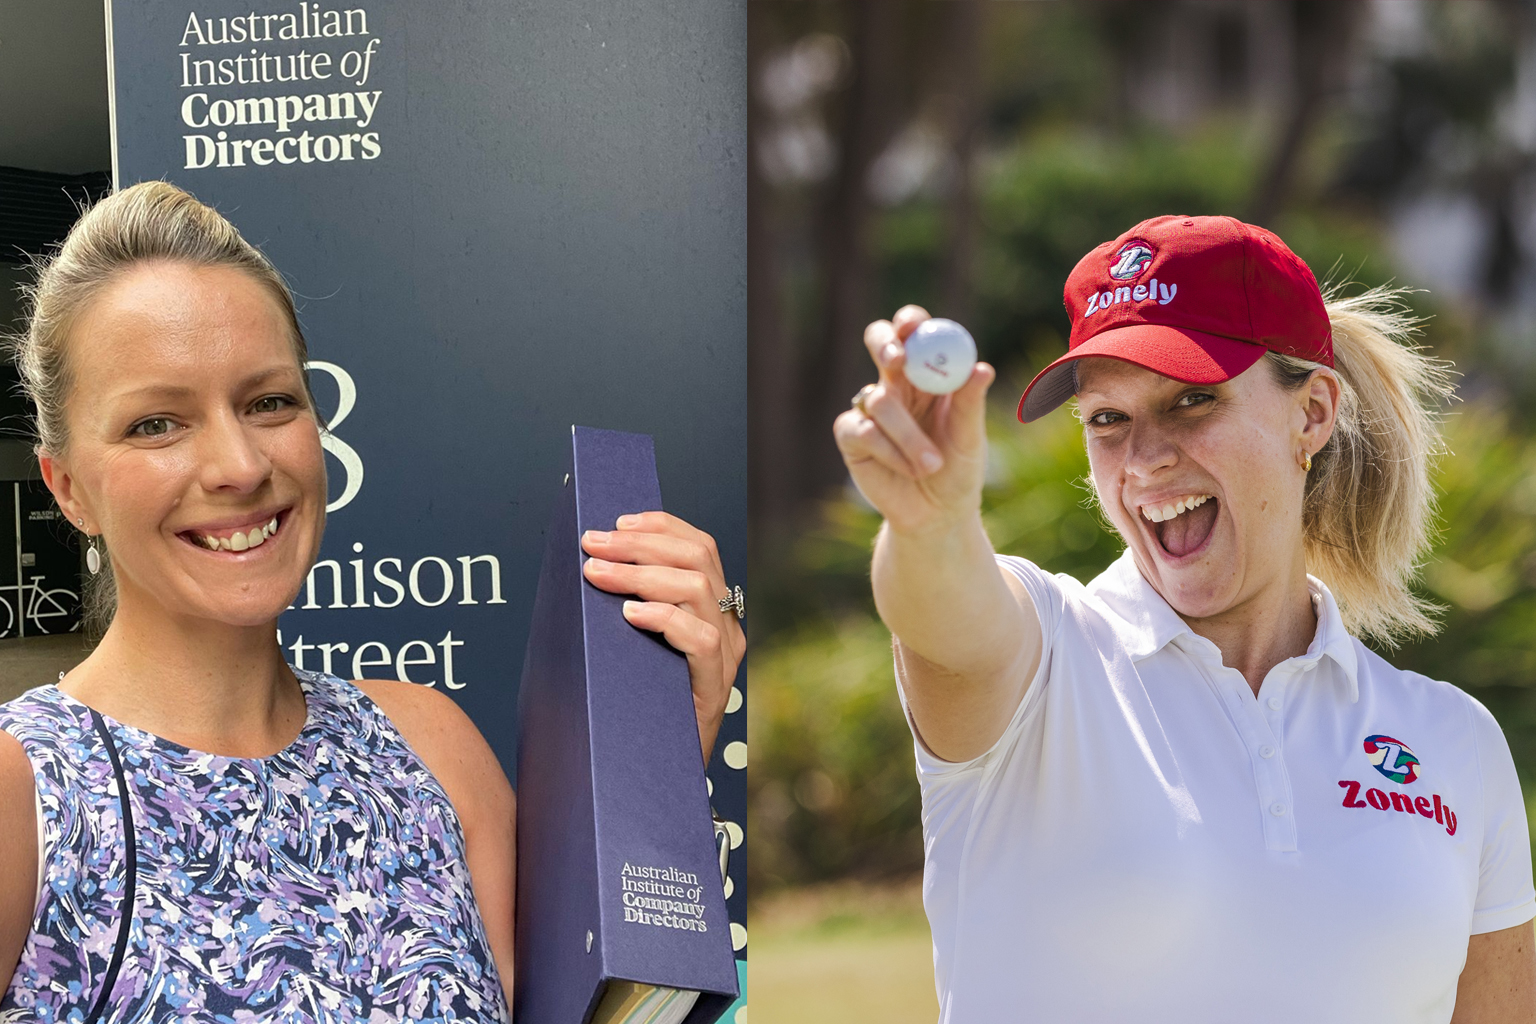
{"left": 518, "top": 427, "right": 738, "bottom": 1024}
{"left": 571, "top": 429, "right": 738, "bottom": 1010}
{"left": 515, "top": 477, "right": 606, "bottom": 1024}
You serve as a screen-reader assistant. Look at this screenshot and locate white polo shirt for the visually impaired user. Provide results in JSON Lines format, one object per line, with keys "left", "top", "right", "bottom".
{"left": 903, "top": 551, "right": 1534, "bottom": 1023}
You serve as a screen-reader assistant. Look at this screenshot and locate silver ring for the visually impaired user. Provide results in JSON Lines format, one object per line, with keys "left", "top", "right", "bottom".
{"left": 718, "top": 585, "right": 745, "bottom": 620}
{"left": 851, "top": 383, "right": 877, "bottom": 417}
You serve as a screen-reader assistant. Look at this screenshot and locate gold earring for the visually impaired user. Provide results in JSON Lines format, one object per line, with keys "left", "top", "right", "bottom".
{"left": 1302, "top": 453, "right": 1312, "bottom": 472}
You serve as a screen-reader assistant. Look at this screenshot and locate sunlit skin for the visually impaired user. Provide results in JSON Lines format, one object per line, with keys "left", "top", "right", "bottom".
{"left": 39, "top": 261, "right": 325, "bottom": 751}
{"left": 1075, "top": 357, "right": 1339, "bottom": 688}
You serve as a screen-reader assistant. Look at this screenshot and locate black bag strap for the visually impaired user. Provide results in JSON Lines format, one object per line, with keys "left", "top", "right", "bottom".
{"left": 85, "top": 709, "right": 136, "bottom": 1024}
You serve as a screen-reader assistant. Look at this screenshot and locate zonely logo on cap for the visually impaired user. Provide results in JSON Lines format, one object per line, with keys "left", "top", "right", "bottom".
{"left": 1108, "top": 240, "right": 1154, "bottom": 281}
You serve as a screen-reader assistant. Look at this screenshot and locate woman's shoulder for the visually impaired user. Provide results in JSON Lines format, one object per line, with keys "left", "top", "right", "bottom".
{"left": 1353, "top": 641, "right": 1511, "bottom": 751}
{"left": 342, "top": 677, "right": 515, "bottom": 829}
{"left": 1353, "top": 640, "right": 1475, "bottom": 705}
{"left": 347, "top": 677, "right": 480, "bottom": 746}
{"left": 0, "top": 684, "right": 80, "bottom": 737}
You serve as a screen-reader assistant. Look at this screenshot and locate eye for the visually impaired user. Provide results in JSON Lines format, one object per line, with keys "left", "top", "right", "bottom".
{"left": 1175, "top": 392, "right": 1214, "bottom": 408}
{"left": 129, "top": 417, "right": 177, "bottom": 438}
{"left": 1084, "top": 409, "right": 1126, "bottom": 427}
{"left": 251, "top": 394, "right": 296, "bottom": 414}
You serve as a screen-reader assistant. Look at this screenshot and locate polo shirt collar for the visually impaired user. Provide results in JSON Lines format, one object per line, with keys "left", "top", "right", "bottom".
{"left": 1089, "top": 550, "right": 1360, "bottom": 701}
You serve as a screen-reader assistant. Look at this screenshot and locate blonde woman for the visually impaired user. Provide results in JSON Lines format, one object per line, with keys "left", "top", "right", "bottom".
{"left": 833, "top": 216, "right": 1535, "bottom": 1022}
{"left": 0, "top": 182, "right": 743, "bottom": 1020}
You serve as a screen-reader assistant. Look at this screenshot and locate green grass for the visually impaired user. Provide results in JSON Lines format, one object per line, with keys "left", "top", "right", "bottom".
{"left": 749, "top": 880, "right": 938, "bottom": 1024}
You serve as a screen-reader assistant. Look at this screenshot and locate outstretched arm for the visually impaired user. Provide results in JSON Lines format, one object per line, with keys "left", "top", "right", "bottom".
{"left": 834, "top": 305, "right": 1043, "bottom": 763}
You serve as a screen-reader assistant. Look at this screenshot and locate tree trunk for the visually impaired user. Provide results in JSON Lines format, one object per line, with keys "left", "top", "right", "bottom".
{"left": 939, "top": 0, "right": 984, "bottom": 327}
{"left": 747, "top": 1, "right": 795, "bottom": 549}
{"left": 805, "top": 0, "right": 909, "bottom": 499}
{"left": 1248, "top": 1, "right": 1363, "bottom": 226}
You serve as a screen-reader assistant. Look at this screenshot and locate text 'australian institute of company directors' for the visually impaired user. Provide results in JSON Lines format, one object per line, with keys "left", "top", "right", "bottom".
{"left": 178, "top": 4, "right": 385, "bottom": 170}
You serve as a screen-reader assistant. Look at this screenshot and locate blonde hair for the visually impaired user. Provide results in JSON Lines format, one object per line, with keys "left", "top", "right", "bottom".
{"left": 1267, "top": 285, "right": 1453, "bottom": 645}
{"left": 4, "top": 180, "right": 314, "bottom": 636}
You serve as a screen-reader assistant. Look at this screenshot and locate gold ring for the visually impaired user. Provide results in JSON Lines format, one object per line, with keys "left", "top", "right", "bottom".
{"left": 851, "top": 383, "right": 877, "bottom": 416}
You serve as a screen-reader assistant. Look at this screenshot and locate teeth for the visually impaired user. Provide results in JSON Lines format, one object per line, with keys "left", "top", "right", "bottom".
{"left": 1140, "top": 494, "right": 1212, "bottom": 523}
{"left": 190, "top": 514, "right": 281, "bottom": 552}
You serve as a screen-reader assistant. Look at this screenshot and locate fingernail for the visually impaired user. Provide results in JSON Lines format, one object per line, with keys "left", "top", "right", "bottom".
{"left": 584, "top": 557, "right": 608, "bottom": 570}
{"left": 583, "top": 530, "right": 609, "bottom": 543}
{"left": 623, "top": 600, "right": 641, "bottom": 616}
{"left": 882, "top": 342, "right": 902, "bottom": 363}
{"left": 617, "top": 515, "right": 639, "bottom": 529}
{"left": 922, "top": 452, "right": 943, "bottom": 472}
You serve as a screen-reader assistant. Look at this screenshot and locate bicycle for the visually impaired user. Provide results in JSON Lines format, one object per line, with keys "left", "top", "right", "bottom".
{"left": 0, "top": 575, "right": 81, "bottom": 639}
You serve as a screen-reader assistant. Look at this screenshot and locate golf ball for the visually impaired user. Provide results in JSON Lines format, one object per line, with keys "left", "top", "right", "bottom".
{"left": 903, "top": 318, "right": 977, "bottom": 395}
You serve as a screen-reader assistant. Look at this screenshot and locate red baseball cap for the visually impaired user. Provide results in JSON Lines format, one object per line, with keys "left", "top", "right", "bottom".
{"left": 1016, "top": 215, "right": 1332, "bottom": 422}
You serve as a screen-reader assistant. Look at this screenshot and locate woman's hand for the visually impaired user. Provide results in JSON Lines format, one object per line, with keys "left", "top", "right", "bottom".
{"left": 832, "top": 305, "right": 996, "bottom": 536}
{"left": 581, "top": 513, "right": 744, "bottom": 762}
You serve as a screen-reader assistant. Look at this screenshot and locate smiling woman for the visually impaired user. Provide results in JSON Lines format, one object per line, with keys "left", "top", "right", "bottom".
{"left": 12, "top": 184, "right": 320, "bottom": 639}
{"left": 0, "top": 182, "right": 744, "bottom": 1022}
{"left": 833, "top": 215, "right": 1536, "bottom": 1022}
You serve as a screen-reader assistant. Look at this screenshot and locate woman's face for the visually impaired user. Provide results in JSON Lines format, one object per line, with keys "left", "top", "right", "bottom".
{"left": 41, "top": 260, "right": 326, "bottom": 629}
{"left": 1074, "top": 356, "right": 1336, "bottom": 623}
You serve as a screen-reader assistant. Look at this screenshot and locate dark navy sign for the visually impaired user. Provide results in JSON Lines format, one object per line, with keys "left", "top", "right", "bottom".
{"left": 106, "top": 0, "right": 748, "bottom": 954}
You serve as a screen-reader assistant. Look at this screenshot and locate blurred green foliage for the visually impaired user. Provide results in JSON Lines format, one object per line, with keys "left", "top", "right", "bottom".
{"left": 751, "top": 120, "right": 1536, "bottom": 894}
{"left": 1395, "top": 406, "right": 1536, "bottom": 773}
{"left": 751, "top": 406, "right": 1115, "bottom": 888}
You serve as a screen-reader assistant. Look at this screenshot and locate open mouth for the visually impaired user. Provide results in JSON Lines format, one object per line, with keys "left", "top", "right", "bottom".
{"left": 178, "top": 508, "right": 288, "bottom": 554}
{"left": 1140, "top": 494, "right": 1218, "bottom": 559}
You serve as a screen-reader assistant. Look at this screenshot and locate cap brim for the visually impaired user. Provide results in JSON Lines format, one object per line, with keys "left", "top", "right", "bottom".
{"left": 1016, "top": 323, "right": 1269, "bottom": 422}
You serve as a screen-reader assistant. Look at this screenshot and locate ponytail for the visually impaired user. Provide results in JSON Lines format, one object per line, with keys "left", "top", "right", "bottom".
{"left": 1267, "top": 285, "right": 1454, "bottom": 645}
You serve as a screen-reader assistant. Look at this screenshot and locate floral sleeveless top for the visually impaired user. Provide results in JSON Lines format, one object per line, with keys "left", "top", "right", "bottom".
{"left": 0, "top": 668, "right": 509, "bottom": 1023}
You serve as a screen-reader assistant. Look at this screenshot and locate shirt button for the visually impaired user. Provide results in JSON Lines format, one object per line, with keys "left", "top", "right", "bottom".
{"left": 1267, "top": 697, "right": 1282, "bottom": 711}
{"left": 1270, "top": 802, "right": 1287, "bottom": 816}
{"left": 1259, "top": 745, "right": 1275, "bottom": 759}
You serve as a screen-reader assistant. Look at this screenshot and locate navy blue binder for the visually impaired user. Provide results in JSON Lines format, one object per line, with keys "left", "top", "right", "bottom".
{"left": 515, "top": 427, "right": 739, "bottom": 1024}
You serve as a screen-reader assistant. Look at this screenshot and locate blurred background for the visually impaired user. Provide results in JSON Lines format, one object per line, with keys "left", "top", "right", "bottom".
{"left": 748, "top": 1, "right": 1536, "bottom": 1019}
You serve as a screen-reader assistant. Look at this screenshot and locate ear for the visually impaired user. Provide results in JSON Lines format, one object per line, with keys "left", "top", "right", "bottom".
{"left": 1297, "top": 369, "right": 1341, "bottom": 456}
{"left": 38, "top": 451, "right": 92, "bottom": 534}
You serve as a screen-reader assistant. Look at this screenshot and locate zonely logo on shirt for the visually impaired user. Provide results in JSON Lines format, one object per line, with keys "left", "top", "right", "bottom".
{"left": 1337, "top": 733, "right": 1456, "bottom": 835}
{"left": 1364, "top": 734, "right": 1419, "bottom": 784}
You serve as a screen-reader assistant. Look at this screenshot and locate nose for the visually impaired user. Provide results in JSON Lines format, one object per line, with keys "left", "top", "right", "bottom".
{"left": 1124, "top": 420, "right": 1178, "bottom": 480}
{"left": 196, "top": 409, "right": 272, "bottom": 494}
